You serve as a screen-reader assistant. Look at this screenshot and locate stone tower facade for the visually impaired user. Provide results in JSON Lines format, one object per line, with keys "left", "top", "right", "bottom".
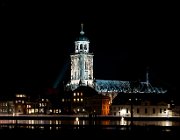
{"left": 66, "top": 24, "right": 94, "bottom": 91}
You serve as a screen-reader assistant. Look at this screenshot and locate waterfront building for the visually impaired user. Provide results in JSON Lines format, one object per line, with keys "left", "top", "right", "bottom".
{"left": 61, "top": 86, "right": 110, "bottom": 115}
{"left": 14, "top": 93, "right": 27, "bottom": 115}
{"left": 110, "top": 93, "right": 180, "bottom": 117}
{"left": 0, "top": 100, "right": 14, "bottom": 115}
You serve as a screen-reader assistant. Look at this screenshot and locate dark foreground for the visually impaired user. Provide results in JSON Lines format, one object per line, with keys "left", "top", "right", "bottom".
{"left": 0, "top": 125, "right": 180, "bottom": 140}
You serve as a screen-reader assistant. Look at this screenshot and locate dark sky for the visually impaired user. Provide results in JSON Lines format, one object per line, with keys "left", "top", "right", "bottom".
{"left": 1, "top": 1, "right": 179, "bottom": 94}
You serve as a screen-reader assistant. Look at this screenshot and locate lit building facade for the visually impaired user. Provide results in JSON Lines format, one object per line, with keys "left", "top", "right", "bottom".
{"left": 14, "top": 93, "right": 27, "bottom": 115}
{"left": 110, "top": 93, "right": 180, "bottom": 118}
{"left": 66, "top": 24, "right": 94, "bottom": 90}
{"left": 61, "top": 86, "right": 110, "bottom": 115}
{"left": 0, "top": 101, "right": 14, "bottom": 115}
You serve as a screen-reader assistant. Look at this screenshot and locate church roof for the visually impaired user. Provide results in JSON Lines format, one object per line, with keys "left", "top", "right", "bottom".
{"left": 66, "top": 79, "right": 167, "bottom": 94}
{"left": 94, "top": 79, "right": 167, "bottom": 94}
{"left": 76, "top": 34, "right": 89, "bottom": 41}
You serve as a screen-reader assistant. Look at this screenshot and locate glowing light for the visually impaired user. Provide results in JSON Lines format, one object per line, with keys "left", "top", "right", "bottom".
{"left": 74, "top": 117, "right": 80, "bottom": 125}
{"left": 121, "top": 109, "right": 126, "bottom": 116}
{"left": 75, "top": 117, "right": 79, "bottom": 122}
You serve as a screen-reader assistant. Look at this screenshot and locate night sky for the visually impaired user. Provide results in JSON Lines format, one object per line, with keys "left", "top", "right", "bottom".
{"left": 1, "top": 1, "right": 179, "bottom": 95}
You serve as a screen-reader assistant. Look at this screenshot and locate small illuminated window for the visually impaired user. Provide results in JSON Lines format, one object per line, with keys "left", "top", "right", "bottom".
{"left": 77, "top": 92, "right": 79, "bottom": 96}
{"left": 77, "top": 98, "right": 79, "bottom": 102}
{"left": 81, "top": 98, "right": 83, "bottom": 102}
{"left": 59, "top": 109, "right": 61, "bottom": 113}
{"left": 31, "top": 109, "right": 35, "bottom": 113}
{"left": 73, "top": 98, "right": 76, "bottom": 102}
{"left": 81, "top": 92, "right": 83, "bottom": 96}
{"left": 62, "top": 98, "right": 65, "bottom": 102}
{"left": 27, "top": 105, "right": 31, "bottom": 108}
{"left": 2, "top": 103, "right": 7, "bottom": 106}
{"left": 74, "top": 93, "right": 76, "bottom": 96}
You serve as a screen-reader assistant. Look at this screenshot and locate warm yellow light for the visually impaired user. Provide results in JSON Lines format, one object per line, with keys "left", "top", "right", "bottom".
{"left": 121, "top": 109, "right": 126, "bottom": 115}
{"left": 75, "top": 117, "right": 79, "bottom": 121}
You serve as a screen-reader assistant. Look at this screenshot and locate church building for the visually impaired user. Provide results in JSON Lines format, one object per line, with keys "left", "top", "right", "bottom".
{"left": 65, "top": 24, "right": 167, "bottom": 104}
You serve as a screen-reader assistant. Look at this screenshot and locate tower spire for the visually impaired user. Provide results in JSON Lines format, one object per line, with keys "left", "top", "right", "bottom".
{"left": 146, "top": 67, "right": 149, "bottom": 85}
{"left": 80, "top": 23, "right": 84, "bottom": 35}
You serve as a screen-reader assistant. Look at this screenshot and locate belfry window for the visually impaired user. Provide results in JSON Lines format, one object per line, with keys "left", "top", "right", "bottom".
{"left": 80, "top": 44, "right": 83, "bottom": 50}
{"left": 84, "top": 44, "right": 87, "bottom": 50}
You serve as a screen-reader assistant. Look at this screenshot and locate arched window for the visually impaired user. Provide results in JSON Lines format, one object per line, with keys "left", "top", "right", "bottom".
{"left": 84, "top": 44, "right": 87, "bottom": 50}
{"left": 80, "top": 44, "right": 83, "bottom": 49}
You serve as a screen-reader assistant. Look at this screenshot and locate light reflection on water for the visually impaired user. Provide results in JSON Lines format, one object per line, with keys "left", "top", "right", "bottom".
{"left": 0, "top": 118, "right": 180, "bottom": 131}
{"left": 0, "top": 119, "right": 180, "bottom": 126}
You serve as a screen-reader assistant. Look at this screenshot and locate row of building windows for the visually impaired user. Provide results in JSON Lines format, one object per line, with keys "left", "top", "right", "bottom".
{"left": 73, "top": 98, "right": 83, "bottom": 102}
{"left": 0, "top": 103, "right": 8, "bottom": 106}
{"left": 16, "top": 94, "right": 26, "bottom": 98}
{"left": 73, "top": 92, "right": 83, "bottom": 96}
{"left": 15, "top": 100, "right": 25, "bottom": 104}
{"left": 0, "top": 108, "right": 13, "bottom": 113}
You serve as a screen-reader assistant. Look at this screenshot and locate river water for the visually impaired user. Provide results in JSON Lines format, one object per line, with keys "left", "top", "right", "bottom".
{"left": 1, "top": 117, "right": 180, "bottom": 128}
{"left": 0, "top": 117, "right": 180, "bottom": 139}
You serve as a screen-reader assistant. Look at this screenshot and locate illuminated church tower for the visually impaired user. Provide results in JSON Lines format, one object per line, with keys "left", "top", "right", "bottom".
{"left": 67, "top": 24, "right": 94, "bottom": 90}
